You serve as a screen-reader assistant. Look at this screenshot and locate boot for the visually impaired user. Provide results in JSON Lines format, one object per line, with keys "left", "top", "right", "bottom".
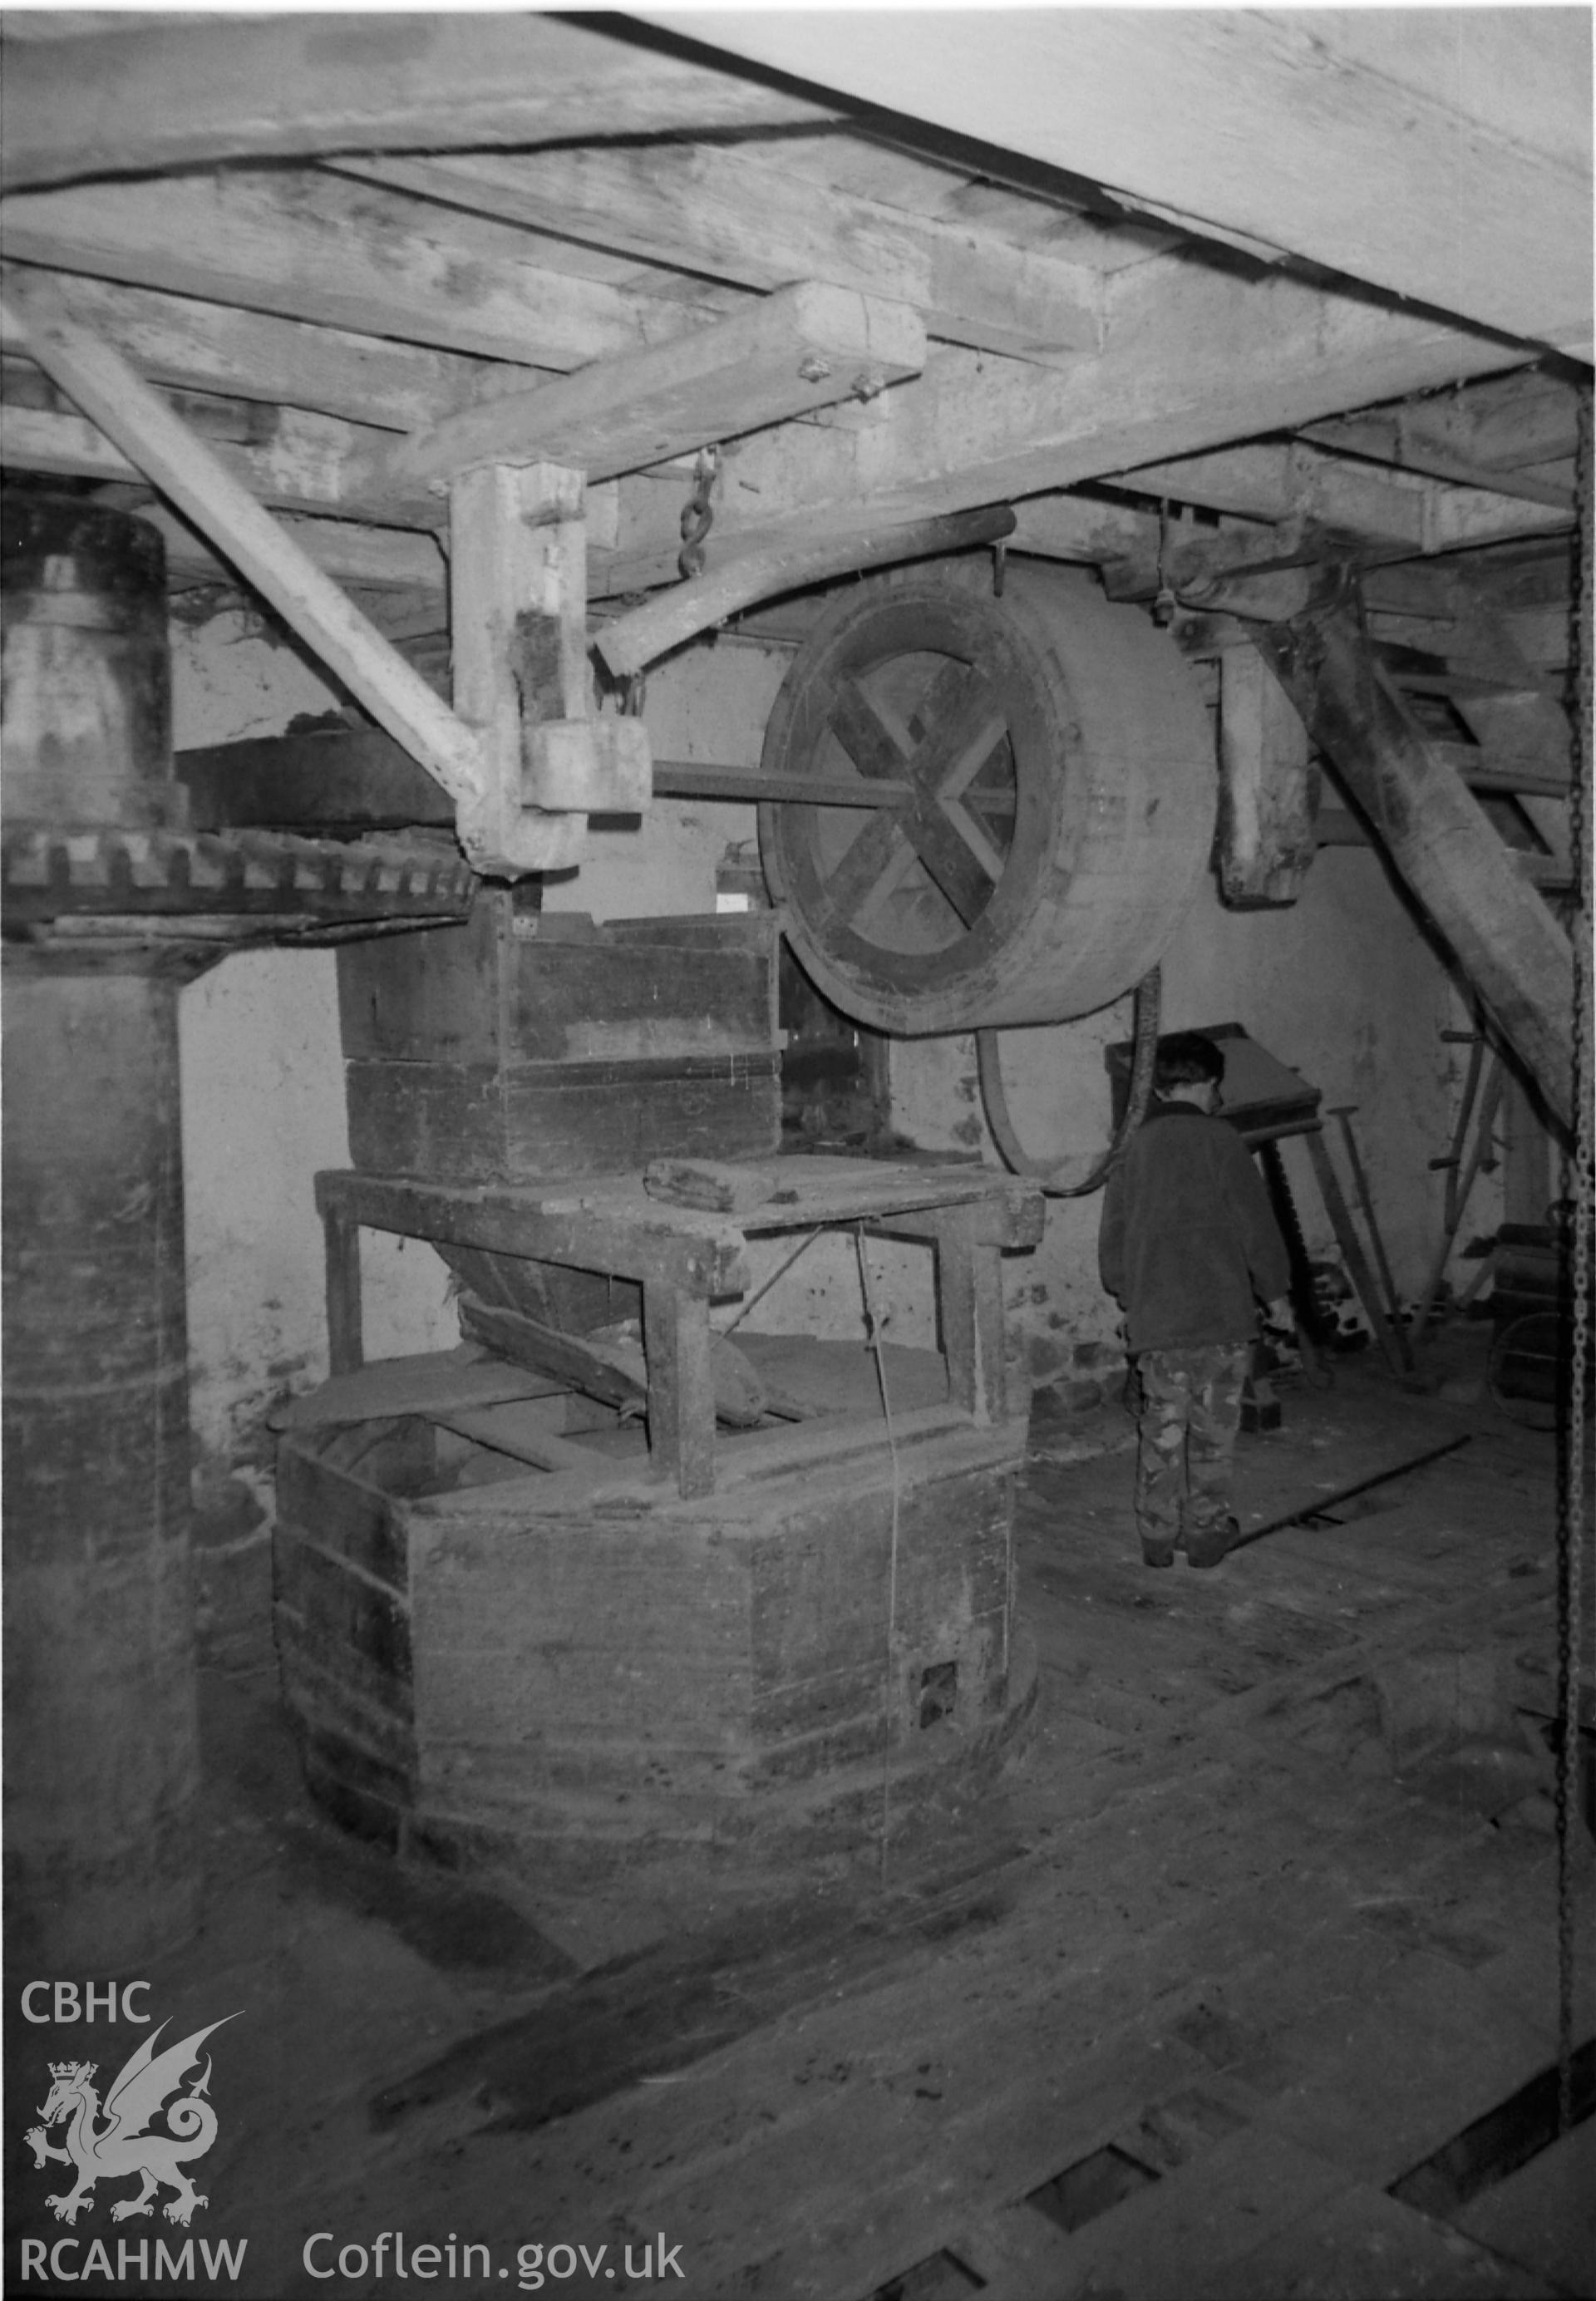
{"left": 1184, "top": 1515, "right": 1240, "bottom": 1569}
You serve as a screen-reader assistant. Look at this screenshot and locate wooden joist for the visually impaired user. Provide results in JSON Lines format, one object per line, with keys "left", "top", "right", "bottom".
{"left": 1, "top": 268, "right": 534, "bottom": 435}
{"left": 5, "top": 259, "right": 1525, "bottom": 616}
{"left": 1297, "top": 416, "right": 1575, "bottom": 512}
{"left": 1110, "top": 437, "right": 1569, "bottom": 557}
{"left": 140, "top": 505, "right": 446, "bottom": 598}
{"left": 384, "top": 281, "right": 925, "bottom": 494}
{"left": 0, "top": 171, "right": 732, "bottom": 373}
{"left": 0, "top": 389, "right": 442, "bottom": 530}
{"left": 342, "top": 141, "right": 1102, "bottom": 367}
{"left": 0, "top": 12, "right": 835, "bottom": 192}
{"left": 591, "top": 270, "right": 1536, "bottom": 591}
{"left": 1300, "top": 371, "right": 1583, "bottom": 503}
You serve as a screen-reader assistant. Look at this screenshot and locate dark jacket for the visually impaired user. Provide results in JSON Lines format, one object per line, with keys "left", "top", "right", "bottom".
{"left": 1099, "top": 1101, "right": 1291, "bottom": 1353}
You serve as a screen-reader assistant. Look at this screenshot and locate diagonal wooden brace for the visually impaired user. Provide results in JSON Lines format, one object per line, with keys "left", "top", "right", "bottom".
{"left": 1, "top": 278, "right": 610, "bottom": 879}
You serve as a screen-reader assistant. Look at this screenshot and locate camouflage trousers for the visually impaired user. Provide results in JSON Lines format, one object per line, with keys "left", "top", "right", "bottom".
{"left": 1132, "top": 1343, "right": 1249, "bottom": 1552}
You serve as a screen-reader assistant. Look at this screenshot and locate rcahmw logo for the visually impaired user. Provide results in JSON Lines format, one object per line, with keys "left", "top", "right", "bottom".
{"left": 17, "top": 2001, "right": 247, "bottom": 2284}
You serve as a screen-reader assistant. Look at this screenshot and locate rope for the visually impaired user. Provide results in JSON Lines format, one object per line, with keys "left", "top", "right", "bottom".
{"left": 855, "top": 1223, "right": 900, "bottom": 1889}
{"left": 976, "top": 968, "right": 1162, "bottom": 1196}
{"left": 720, "top": 1227, "right": 823, "bottom": 1337}
{"left": 1556, "top": 380, "right": 1594, "bottom": 2136}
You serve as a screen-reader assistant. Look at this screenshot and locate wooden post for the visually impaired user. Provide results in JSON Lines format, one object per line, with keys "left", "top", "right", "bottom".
{"left": 1325, "top": 1106, "right": 1415, "bottom": 1371}
{"left": 1218, "top": 644, "right": 1317, "bottom": 905}
{"left": 323, "top": 1206, "right": 364, "bottom": 1377}
{"left": 1412, "top": 1052, "right": 1508, "bottom": 1346}
{"left": 642, "top": 1284, "right": 717, "bottom": 1499}
{"left": 932, "top": 1213, "right": 1008, "bottom": 1427}
{"left": 448, "top": 461, "right": 648, "bottom": 859}
{"left": 1302, "top": 1127, "right": 1406, "bottom": 1376}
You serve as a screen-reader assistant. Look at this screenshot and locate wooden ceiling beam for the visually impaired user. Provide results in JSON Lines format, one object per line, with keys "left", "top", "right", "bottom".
{"left": 341, "top": 143, "right": 1101, "bottom": 367}
{"left": 658, "top": 9, "right": 1593, "bottom": 357}
{"left": 0, "top": 12, "right": 835, "bottom": 193}
{"left": 384, "top": 281, "right": 925, "bottom": 495}
{"left": 137, "top": 504, "right": 446, "bottom": 597}
{"left": 0, "top": 267, "right": 535, "bottom": 435}
{"left": 0, "top": 172, "right": 729, "bottom": 372}
{"left": 1111, "top": 442, "right": 1424, "bottom": 543}
{"left": 0, "top": 394, "right": 441, "bottom": 531}
{"left": 3, "top": 246, "right": 1535, "bottom": 623}
{"left": 595, "top": 269, "right": 1537, "bottom": 590}
{"left": 1297, "top": 420, "right": 1574, "bottom": 511}
{"left": 1305, "top": 367, "right": 1582, "bottom": 477}
{"left": 1110, "top": 439, "right": 1571, "bottom": 555}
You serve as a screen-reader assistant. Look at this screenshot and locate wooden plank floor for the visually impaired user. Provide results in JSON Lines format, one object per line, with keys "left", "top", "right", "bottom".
{"left": 8, "top": 1345, "right": 1589, "bottom": 2300}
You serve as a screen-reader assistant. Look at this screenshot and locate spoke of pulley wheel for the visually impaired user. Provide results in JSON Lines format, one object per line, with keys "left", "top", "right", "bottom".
{"left": 828, "top": 681, "right": 998, "bottom": 924}
{"left": 917, "top": 689, "right": 1011, "bottom": 811}
{"left": 821, "top": 786, "right": 983, "bottom": 930}
{"left": 822, "top": 807, "right": 912, "bottom": 926}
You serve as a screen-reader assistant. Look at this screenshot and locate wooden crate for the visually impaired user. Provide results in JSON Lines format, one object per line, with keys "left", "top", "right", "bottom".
{"left": 337, "top": 894, "right": 781, "bottom": 1183}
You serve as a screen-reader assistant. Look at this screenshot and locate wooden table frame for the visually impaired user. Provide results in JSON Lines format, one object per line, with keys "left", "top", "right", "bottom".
{"left": 315, "top": 1158, "right": 1043, "bottom": 1500}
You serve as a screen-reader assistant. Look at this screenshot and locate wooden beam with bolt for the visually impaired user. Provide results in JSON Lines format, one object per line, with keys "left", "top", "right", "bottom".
{"left": 383, "top": 282, "right": 925, "bottom": 495}
{"left": 2, "top": 278, "right": 594, "bottom": 879}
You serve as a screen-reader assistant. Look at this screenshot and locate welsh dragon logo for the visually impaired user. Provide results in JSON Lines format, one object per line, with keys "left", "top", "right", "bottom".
{"left": 24, "top": 2016, "right": 237, "bottom": 2227}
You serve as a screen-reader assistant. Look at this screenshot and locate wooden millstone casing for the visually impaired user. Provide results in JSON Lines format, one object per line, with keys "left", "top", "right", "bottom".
{"left": 274, "top": 1402, "right": 1036, "bottom": 1891}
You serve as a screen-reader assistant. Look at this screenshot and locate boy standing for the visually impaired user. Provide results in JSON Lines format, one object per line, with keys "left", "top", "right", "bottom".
{"left": 1099, "top": 1032, "right": 1293, "bottom": 1569}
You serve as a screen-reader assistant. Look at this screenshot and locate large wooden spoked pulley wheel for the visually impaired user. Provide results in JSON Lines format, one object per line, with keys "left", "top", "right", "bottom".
{"left": 758, "top": 559, "right": 1216, "bottom": 1035}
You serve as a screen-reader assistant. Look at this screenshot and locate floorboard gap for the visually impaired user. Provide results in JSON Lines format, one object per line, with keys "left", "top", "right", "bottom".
{"left": 1025, "top": 2140, "right": 1163, "bottom": 2234}
{"left": 1388, "top": 2036, "right": 1595, "bottom": 2216}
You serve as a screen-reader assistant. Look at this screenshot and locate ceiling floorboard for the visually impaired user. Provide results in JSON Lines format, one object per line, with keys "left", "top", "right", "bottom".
{"left": 653, "top": 8, "right": 1593, "bottom": 357}
{"left": 0, "top": 12, "right": 835, "bottom": 191}
{"left": 338, "top": 146, "right": 1101, "bottom": 367}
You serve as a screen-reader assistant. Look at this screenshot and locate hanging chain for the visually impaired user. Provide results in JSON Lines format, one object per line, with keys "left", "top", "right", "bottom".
{"left": 1152, "top": 498, "right": 1177, "bottom": 627}
{"left": 1556, "top": 381, "right": 1594, "bottom": 2136}
{"left": 677, "top": 445, "right": 721, "bottom": 581}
